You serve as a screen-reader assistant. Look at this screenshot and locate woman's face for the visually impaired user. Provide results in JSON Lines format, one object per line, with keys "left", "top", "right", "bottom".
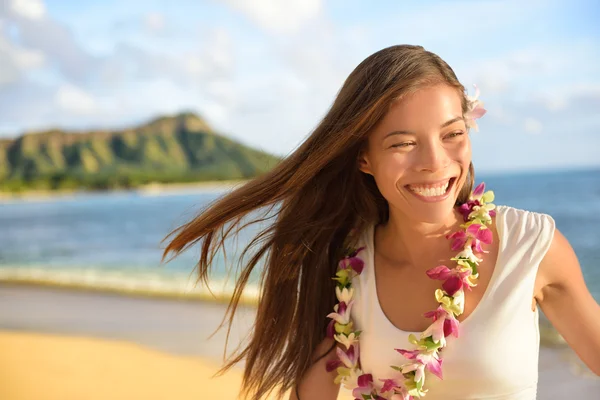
{"left": 359, "top": 84, "right": 472, "bottom": 223}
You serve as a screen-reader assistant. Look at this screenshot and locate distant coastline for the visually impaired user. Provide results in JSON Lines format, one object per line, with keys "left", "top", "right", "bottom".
{"left": 0, "top": 178, "right": 250, "bottom": 202}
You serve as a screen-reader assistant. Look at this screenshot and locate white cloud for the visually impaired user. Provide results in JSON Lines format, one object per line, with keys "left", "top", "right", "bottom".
{"left": 0, "top": 0, "right": 598, "bottom": 171}
{"left": 0, "top": 34, "right": 45, "bottom": 85}
{"left": 535, "top": 83, "right": 600, "bottom": 112}
{"left": 201, "top": 27, "right": 234, "bottom": 76}
{"left": 220, "top": 0, "right": 322, "bottom": 34}
{"left": 55, "top": 84, "right": 97, "bottom": 114}
{"left": 9, "top": 0, "right": 45, "bottom": 20}
{"left": 144, "top": 12, "right": 165, "bottom": 32}
{"left": 523, "top": 118, "right": 543, "bottom": 134}
{"left": 461, "top": 40, "right": 599, "bottom": 98}
{"left": 543, "top": 98, "right": 567, "bottom": 112}
{"left": 205, "top": 80, "right": 237, "bottom": 108}
{"left": 0, "top": 6, "right": 96, "bottom": 82}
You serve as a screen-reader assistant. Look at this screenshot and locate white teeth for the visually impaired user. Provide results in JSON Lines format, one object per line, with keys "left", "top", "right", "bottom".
{"left": 408, "top": 180, "right": 450, "bottom": 197}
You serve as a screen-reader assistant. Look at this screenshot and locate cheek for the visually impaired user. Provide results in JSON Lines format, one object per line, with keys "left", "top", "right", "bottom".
{"left": 374, "top": 152, "right": 408, "bottom": 178}
{"left": 459, "top": 137, "right": 472, "bottom": 160}
{"left": 371, "top": 154, "right": 409, "bottom": 194}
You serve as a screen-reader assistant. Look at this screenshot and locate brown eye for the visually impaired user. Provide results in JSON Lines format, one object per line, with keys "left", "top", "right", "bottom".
{"left": 391, "top": 142, "right": 415, "bottom": 148}
{"left": 446, "top": 131, "right": 465, "bottom": 139}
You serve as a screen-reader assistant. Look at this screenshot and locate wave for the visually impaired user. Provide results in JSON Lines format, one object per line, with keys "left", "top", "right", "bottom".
{"left": 0, "top": 266, "right": 569, "bottom": 350}
{"left": 0, "top": 266, "right": 260, "bottom": 306}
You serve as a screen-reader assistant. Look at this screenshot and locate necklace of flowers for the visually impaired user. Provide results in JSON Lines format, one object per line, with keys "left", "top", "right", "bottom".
{"left": 323, "top": 84, "right": 489, "bottom": 399}
{"left": 325, "top": 182, "right": 496, "bottom": 399}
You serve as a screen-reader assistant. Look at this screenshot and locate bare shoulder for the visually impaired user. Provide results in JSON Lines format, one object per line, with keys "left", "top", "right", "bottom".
{"left": 536, "top": 227, "right": 582, "bottom": 299}
{"left": 535, "top": 226, "right": 600, "bottom": 375}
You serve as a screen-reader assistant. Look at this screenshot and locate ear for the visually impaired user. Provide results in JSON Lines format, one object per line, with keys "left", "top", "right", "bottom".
{"left": 358, "top": 150, "right": 373, "bottom": 176}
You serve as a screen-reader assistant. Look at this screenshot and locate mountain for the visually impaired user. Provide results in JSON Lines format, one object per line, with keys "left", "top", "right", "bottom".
{"left": 0, "top": 112, "right": 282, "bottom": 192}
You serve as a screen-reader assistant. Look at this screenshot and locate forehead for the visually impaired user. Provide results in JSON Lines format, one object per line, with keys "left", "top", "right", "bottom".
{"left": 373, "top": 84, "right": 464, "bottom": 137}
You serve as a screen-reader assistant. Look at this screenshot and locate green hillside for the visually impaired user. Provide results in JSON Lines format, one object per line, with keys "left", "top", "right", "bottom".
{"left": 0, "top": 112, "right": 282, "bottom": 193}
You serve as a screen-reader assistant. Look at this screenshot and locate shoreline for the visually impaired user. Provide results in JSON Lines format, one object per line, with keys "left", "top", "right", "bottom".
{"left": 0, "top": 178, "right": 249, "bottom": 203}
{"left": 0, "top": 277, "right": 259, "bottom": 307}
{"left": 0, "top": 283, "right": 597, "bottom": 399}
{"left": 0, "top": 278, "right": 575, "bottom": 350}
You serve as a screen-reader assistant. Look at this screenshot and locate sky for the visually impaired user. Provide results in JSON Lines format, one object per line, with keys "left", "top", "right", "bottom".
{"left": 0, "top": 0, "right": 599, "bottom": 173}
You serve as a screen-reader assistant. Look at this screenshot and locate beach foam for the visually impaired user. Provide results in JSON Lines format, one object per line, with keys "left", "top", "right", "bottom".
{"left": 0, "top": 266, "right": 578, "bottom": 352}
{"left": 0, "top": 266, "right": 260, "bottom": 306}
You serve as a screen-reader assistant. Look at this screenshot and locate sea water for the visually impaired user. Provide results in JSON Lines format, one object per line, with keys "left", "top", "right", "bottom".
{"left": 1, "top": 167, "right": 598, "bottom": 343}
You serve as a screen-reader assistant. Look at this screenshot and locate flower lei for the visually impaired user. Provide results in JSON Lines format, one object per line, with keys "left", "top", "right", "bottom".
{"left": 325, "top": 86, "right": 490, "bottom": 400}
{"left": 326, "top": 184, "right": 496, "bottom": 399}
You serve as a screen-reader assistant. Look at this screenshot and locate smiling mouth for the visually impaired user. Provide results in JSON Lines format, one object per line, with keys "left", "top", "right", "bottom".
{"left": 405, "top": 177, "right": 456, "bottom": 199}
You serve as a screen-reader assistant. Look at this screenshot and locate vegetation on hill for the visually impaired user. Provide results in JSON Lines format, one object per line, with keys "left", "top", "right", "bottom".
{"left": 0, "top": 112, "right": 282, "bottom": 193}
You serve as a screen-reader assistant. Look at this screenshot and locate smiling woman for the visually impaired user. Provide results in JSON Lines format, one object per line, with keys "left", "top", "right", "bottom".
{"left": 358, "top": 84, "right": 472, "bottom": 223}
{"left": 160, "top": 44, "right": 600, "bottom": 400}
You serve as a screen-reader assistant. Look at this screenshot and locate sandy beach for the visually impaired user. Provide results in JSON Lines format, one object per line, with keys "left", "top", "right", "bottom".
{"left": 0, "top": 283, "right": 597, "bottom": 400}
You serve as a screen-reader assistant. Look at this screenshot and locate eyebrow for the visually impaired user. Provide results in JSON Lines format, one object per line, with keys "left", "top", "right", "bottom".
{"left": 382, "top": 116, "right": 465, "bottom": 140}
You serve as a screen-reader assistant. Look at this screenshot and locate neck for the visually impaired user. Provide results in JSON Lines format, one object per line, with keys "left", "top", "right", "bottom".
{"left": 377, "top": 205, "right": 462, "bottom": 265}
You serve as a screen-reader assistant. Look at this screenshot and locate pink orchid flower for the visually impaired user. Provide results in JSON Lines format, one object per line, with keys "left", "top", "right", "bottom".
{"left": 447, "top": 223, "right": 492, "bottom": 253}
{"left": 422, "top": 351, "right": 443, "bottom": 380}
{"left": 400, "top": 362, "right": 426, "bottom": 388}
{"left": 399, "top": 348, "right": 444, "bottom": 380}
{"left": 462, "top": 183, "right": 496, "bottom": 223}
{"left": 396, "top": 348, "right": 420, "bottom": 360}
{"left": 454, "top": 246, "right": 482, "bottom": 264}
{"left": 380, "top": 377, "right": 403, "bottom": 393}
{"left": 337, "top": 343, "right": 360, "bottom": 369}
{"left": 458, "top": 182, "right": 496, "bottom": 221}
{"left": 468, "top": 204, "right": 496, "bottom": 225}
{"left": 379, "top": 378, "right": 413, "bottom": 400}
{"left": 426, "top": 265, "right": 474, "bottom": 296}
{"left": 327, "top": 300, "right": 354, "bottom": 326}
{"left": 421, "top": 315, "right": 446, "bottom": 346}
{"left": 467, "top": 224, "right": 493, "bottom": 253}
{"left": 472, "top": 182, "right": 486, "bottom": 199}
{"left": 390, "top": 392, "right": 413, "bottom": 400}
{"left": 352, "top": 373, "right": 377, "bottom": 399}
{"left": 458, "top": 199, "right": 480, "bottom": 221}
{"left": 425, "top": 265, "right": 453, "bottom": 280}
{"left": 326, "top": 343, "right": 361, "bottom": 373}
{"left": 423, "top": 305, "right": 460, "bottom": 339}
{"left": 465, "top": 84, "right": 487, "bottom": 132}
{"left": 396, "top": 347, "right": 444, "bottom": 381}
{"left": 334, "top": 331, "right": 359, "bottom": 349}
{"left": 338, "top": 247, "right": 365, "bottom": 275}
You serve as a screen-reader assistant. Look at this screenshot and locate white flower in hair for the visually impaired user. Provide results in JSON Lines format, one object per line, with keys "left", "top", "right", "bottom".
{"left": 465, "top": 84, "right": 487, "bottom": 132}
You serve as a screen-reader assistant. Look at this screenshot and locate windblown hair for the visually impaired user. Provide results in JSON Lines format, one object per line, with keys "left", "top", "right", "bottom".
{"left": 161, "top": 44, "right": 475, "bottom": 400}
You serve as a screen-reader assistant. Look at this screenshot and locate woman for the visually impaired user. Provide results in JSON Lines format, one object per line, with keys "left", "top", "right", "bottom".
{"left": 161, "top": 45, "right": 600, "bottom": 399}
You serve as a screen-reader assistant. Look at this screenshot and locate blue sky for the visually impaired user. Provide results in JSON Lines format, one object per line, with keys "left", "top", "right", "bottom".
{"left": 1, "top": 0, "right": 599, "bottom": 172}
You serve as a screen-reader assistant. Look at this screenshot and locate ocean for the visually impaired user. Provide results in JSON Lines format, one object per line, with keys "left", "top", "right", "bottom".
{"left": 1, "top": 168, "right": 599, "bottom": 341}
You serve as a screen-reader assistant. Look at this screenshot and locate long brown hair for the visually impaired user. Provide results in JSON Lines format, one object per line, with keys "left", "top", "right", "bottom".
{"left": 160, "top": 44, "right": 475, "bottom": 400}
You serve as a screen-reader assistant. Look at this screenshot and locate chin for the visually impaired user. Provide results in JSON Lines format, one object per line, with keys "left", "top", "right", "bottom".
{"left": 411, "top": 205, "right": 457, "bottom": 224}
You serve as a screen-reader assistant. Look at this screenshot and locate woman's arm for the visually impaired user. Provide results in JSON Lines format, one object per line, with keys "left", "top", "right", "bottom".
{"left": 537, "top": 227, "right": 600, "bottom": 375}
{"left": 288, "top": 337, "right": 342, "bottom": 400}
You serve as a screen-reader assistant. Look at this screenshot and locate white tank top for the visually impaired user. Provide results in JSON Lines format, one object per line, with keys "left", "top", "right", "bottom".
{"left": 350, "top": 205, "right": 556, "bottom": 399}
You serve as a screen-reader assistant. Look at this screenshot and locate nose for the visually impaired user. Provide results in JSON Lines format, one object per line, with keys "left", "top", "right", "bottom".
{"left": 415, "top": 139, "right": 450, "bottom": 173}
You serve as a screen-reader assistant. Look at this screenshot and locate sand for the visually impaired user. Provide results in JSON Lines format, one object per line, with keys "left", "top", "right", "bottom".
{"left": 0, "top": 330, "right": 248, "bottom": 400}
{"left": 0, "top": 283, "right": 597, "bottom": 400}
